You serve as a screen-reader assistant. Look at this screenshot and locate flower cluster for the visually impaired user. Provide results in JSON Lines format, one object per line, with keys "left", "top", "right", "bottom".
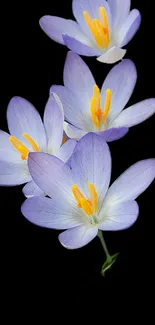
{"left": 0, "top": 0, "right": 155, "bottom": 275}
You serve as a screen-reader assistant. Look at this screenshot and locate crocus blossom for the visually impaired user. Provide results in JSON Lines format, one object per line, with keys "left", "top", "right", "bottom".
{"left": 21, "top": 133, "right": 155, "bottom": 252}
{"left": 0, "top": 93, "right": 76, "bottom": 198}
{"left": 40, "top": 0, "right": 141, "bottom": 64}
{"left": 50, "top": 52, "right": 155, "bottom": 142}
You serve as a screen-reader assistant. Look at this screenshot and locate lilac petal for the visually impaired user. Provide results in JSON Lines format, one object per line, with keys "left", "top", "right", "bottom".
{"left": 111, "top": 99, "right": 155, "bottom": 128}
{"left": 105, "top": 159, "right": 155, "bottom": 205}
{"left": 0, "top": 130, "right": 21, "bottom": 162}
{"left": 28, "top": 152, "right": 77, "bottom": 210}
{"left": 97, "top": 46, "right": 126, "bottom": 64}
{"left": 72, "top": 0, "right": 112, "bottom": 39}
{"left": 63, "top": 34, "right": 100, "bottom": 56}
{"left": 101, "top": 59, "right": 137, "bottom": 123}
{"left": 43, "top": 93, "right": 64, "bottom": 155}
{"left": 56, "top": 139, "right": 77, "bottom": 163}
{"left": 63, "top": 52, "right": 95, "bottom": 113}
{"left": 99, "top": 200, "right": 139, "bottom": 231}
{"left": 21, "top": 196, "right": 83, "bottom": 229}
{"left": 71, "top": 133, "right": 111, "bottom": 210}
{"left": 50, "top": 86, "right": 89, "bottom": 129}
{"left": 39, "top": 16, "right": 86, "bottom": 45}
{"left": 108, "top": 0, "right": 130, "bottom": 28}
{"left": 98, "top": 127, "right": 129, "bottom": 142}
{"left": 0, "top": 130, "right": 30, "bottom": 185}
{"left": 119, "top": 9, "right": 141, "bottom": 47}
{"left": 58, "top": 225, "right": 98, "bottom": 249}
{"left": 7, "top": 97, "right": 46, "bottom": 150}
{"left": 64, "top": 122, "right": 87, "bottom": 140}
{"left": 0, "top": 160, "right": 30, "bottom": 186}
{"left": 22, "top": 180, "right": 45, "bottom": 198}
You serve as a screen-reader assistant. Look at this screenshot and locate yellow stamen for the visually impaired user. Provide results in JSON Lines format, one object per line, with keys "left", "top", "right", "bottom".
{"left": 99, "top": 7, "right": 110, "bottom": 46}
{"left": 88, "top": 183, "right": 98, "bottom": 214}
{"left": 83, "top": 7, "right": 110, "bottom": 49}
{"left": 9, "top": 136, "right": 29, "bottom": 160}
{"left": 80, "top": 198, "right": 93, "bottom": 216}
{"left": 72, "top": 185, "right": 85, "bottom": 208}
{"left": 102, "top": 89, "right": 112, "bottom": 123}
{"left": 92, "top": 19, "right": 105, "bottom": 48}
{"left": 9, "top": 133, "right": 40, "bottom": 160}
{"left": 90, "top": 85, "right": 112, "bottom": 128}
{"left": 90, "top": 96, "right": 100, "bottom": 128}
{"left": 72, "top": 183, "right": 98, "bottom": 216}
{"left": 90, "top": 85, "right": 103, "bottom": 130}
{"left": 22, "top": 133, "right": 40, "bottom": 152}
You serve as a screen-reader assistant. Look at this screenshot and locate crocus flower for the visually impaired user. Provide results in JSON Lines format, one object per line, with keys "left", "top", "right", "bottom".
{"left": 40, "top": 0, "right": 141, "bottom": 64}
{"left": 21, "top": 133, "right": 155, "bottom": 272}
{"left": 0, "top": 93, "right": 76, "bottom": 198}
{"left": 50, "top": 52, "right": 155, "bottom": 142}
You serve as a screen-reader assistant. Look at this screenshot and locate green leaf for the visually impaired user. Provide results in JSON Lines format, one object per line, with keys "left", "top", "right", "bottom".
{"left": 101, "top": 252, "right": 120, "bottom": 276}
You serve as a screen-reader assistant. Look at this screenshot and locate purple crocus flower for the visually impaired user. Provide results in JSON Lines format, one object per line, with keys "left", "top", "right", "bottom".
{"left": 50, "top": 52, "right": 155, "bottom": 142}
{"left": 22, "top": 133, "right": 155, "bottom": 273}
{"left": 0, "top": 93, "right": 76, "bottom": 198}
{"left": 40, "top": 0, "right": 141, "bottom": 64}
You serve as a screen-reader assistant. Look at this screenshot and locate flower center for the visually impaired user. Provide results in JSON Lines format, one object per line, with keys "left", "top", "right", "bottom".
{"left": 9, "top": 133, "right": 40, "bottom": 160}
{"left": 72, "top": 183, "right": 98, "bottom": 216}
{"left": 83, "top": 7, "right": 110, "bottom": 48}
{"left": 90, "top": 85, "right": 112, "bottom": 130}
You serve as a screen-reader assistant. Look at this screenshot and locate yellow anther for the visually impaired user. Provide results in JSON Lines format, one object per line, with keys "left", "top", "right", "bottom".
{"left": 83, "top": 7, "right": 110, "bottom": 49}
{"left": 9, "top": 136, "right": 29, "bottom": 160}
{"left": 99, "top": 7, "right": 110, "bottom": 46}
{"left": 90, "top": 96, "right": 100, "bottom": 128}
{"left": 72, "top": 183, "right": 98, "bottom": 216}
{"left": 102, "top": 89, "right": 112, "bottom": 123}
{"left": 88, "top": 183, "right": 98, "bottom": 214}
{"left": 9, "top": 133, "right": 40, "bottom": 160}
{"left": 90, "top": 85, "right": 112, "bottom": 128}
{"left": 80, "top": 198, "right": 93, "bottom": 216}
{"left": 72, "top": 185, "right": 85, "bottom": 208}
{"left": 22, "top": 133, "right": 40, "bottom": 152}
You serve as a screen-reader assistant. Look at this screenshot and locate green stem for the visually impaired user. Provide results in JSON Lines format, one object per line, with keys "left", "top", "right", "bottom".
{"left": 98, "top": 230, "right": 112, "bottom": 262}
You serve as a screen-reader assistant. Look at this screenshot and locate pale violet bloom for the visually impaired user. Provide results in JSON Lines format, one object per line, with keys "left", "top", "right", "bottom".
{"left": 22, "top": 133, "right": 155, "bottom": 253}
{"left": 50, "top": 52, "right": 155, "bottom": 142}
{"left": 0, "top": 93, "right": 76, "bottom": 198}
{"left": 40, "top": 0, "right": 141, "bottom": 64}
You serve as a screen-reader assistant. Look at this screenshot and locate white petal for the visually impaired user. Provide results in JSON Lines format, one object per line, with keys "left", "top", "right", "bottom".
{"left": 63, "top": 51, "right": 95, "bottom": 115}
{"left": 104, "top": 159, "right": 155, "bottom": 205}
{"left": 22, "top": 196, "right": 83, "bottom": 229}
{"left": 100, "top": 59, "right": 137, "bottom": 123}
{"left": 71, "top": 133, "right": 111, "bottom": 211}
{"left": 64, "top": 122, "right": 88, "bottom": 140}
{"left": 119, "top": 9, "right": 141, "bottom": 47}
{"left": 110, "top": 99, "right": 155, "bottom": 128}
{"left": 7, "top": 97, "right": 46, "bottom": 150}
{"left": 44, "top": 93, "right": 64, "bottom": 154}
{"left": 99, "top": 200, "right": 139, "bottom": 230}
{"left": 58, "top": 224, "right": 98, "bottom": 249}
{"left": 108, "top": 0, "right": 130, "bottom": 28}
{"left": 97, "top": 46, "right": 126, "bottom": 64}
{"left": 22, "top": 180, "right": 45, "bottom": 198}
{"left": 56, "top": 139, "right": 77, "bottom": 163}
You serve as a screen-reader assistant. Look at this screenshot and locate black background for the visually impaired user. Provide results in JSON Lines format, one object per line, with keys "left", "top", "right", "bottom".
{"left": 1, "top": 0, "right": 155, "bottom": 315}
